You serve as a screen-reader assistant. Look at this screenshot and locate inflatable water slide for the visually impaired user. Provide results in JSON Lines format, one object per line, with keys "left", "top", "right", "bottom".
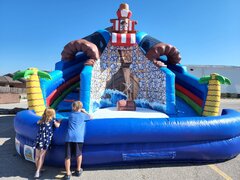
{"left": 14, "top": 3, "right": 240, "bottom": 167}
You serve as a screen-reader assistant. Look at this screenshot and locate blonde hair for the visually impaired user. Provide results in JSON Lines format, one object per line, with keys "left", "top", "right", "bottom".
{"left": 38, "top": 108, "right": 56, "bottom": 124}
{"left": 72, "top": 101, "right": 83, "bottom": 112}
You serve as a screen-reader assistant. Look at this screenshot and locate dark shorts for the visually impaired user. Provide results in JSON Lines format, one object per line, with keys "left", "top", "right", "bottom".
{"left": 65, "top": 142, "right": 83, "bottom": 159}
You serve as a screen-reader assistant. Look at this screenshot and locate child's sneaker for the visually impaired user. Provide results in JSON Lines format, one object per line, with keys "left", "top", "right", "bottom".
{"left": 63, "top": 174, "right": 71, "bottom": 180}
{"left": 34, "top": 171, "right": 40, "bottom": 178}
{"left": 73, "top": 168, "right": 83, "bottom": 177}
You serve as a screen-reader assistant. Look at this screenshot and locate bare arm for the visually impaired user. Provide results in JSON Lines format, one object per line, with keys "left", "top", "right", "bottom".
{"left": 54, "top": 120, "right": 61, "bottom": 128}
{"left": 81, "top": 109, "right": 93, "bottom": 119}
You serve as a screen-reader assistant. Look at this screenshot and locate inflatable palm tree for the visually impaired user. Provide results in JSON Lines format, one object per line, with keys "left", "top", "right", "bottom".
{"left": 199, "top": 73, "right": 231, "bottom": 116}
{"left": 13, "top": 68, "right": 51, "bottom": 116}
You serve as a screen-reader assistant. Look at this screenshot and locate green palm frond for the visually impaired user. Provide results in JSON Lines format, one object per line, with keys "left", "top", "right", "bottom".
{"left": 216, "top": 75, "right": 225, "bottom": 84}
{"left": 199, "top": 76, "right": 210, "bottom": 84}
{"left": 216, "top": 75, "right": 231, "bottom": 85}
{"left": 13, "top": 69, "right": 34, "bottom": 80}
{"left": 23, "top": 70, "right": 34, "bottom": 79}
{"left": 13, "top": 70, "right": 25, "bottom": 80}
{"left": 14, "top": 68, "right": 51, "bottom": 80}
{"left": 38, "top": 70, "right": 52, "bottom": 80}
{"left": 224, "top": 77, "right": 231, "bottom": 85}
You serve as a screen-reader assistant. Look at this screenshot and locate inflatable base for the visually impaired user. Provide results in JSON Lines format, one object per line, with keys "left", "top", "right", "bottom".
{"left": 14, "top": 109, "right": 240, "bottom": 167}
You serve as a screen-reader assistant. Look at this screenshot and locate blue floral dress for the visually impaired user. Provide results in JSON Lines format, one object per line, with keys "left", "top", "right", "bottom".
{"left": 33, "top": 121, "right": 55, "bottom": 150}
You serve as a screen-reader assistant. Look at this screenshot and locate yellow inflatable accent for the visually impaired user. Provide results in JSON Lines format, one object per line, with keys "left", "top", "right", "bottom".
{"left": 26, "top": 81, "right": 41, "bottom": 87}
{"left": 203, "top": 111, "right": 218, "bottom": 116}
{"left": 28, "top": 99, "right": 45, "bottom": 106}
{"left": 203, "top": 105, "right": 219, "bottom": 113}
{"left": 208, "top": 85, "right": 221, "bottom": 91}
{"left": 13, "top": 67, "right": 51, "bottom": 116}
{"left": 207, "top": 90, "right": 220, "bottom": 96}
{"left": 205, "top": 101, "right": 220, "bottom": 107}
{"left": 26, "top": 88, "right": 42, "bottom": 94}
{"left": 25, "top": 68, "right": 46, "bottom": 116}
{"left": 206, "top": 95, "right": 220, "bottom": 101}
{"left": 29, "top": 105, "right": 45, "bottom": 111}
{"left": 200, "top": 73, "right": 231, "bottom": 117}
{"left": 208, "top": 80, "right": 220, "bottom": 85}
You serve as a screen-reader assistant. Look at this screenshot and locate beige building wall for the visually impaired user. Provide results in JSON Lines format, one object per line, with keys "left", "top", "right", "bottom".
{"left": 186, "top": 65, "right": 240, "bottom": 95}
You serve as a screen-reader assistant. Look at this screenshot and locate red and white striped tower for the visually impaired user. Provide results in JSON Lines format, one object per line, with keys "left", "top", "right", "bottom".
{"left": 110, "top": 3, "right": 137, "bottom": 47}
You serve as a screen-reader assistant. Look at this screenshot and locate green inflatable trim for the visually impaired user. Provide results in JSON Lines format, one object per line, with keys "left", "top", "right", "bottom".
{"left": 50, "top": 82, "right": 80, "bottom": 109}
{"left": 176, "top": 90, "right": 202, "bottom": 116}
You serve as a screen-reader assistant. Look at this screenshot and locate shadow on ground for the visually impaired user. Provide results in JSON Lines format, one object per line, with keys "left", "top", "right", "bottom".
{"left": 0, "top": 108, "right": 26, "bottom": 115}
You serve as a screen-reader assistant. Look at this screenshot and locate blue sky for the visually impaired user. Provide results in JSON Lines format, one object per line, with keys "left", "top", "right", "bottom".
{"left": 0, "top": 0, "right": 239, "bottom": 75}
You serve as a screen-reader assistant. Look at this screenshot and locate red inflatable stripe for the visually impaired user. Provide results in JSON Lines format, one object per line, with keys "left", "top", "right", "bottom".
{"left": 46, "top": 75, "right": 80, "bottom": 106}
{"left": 46, "top": 89, "right": 57, "bottom": 106}
{"left": 176, "top": 84, "right": 203, "bottom": 107}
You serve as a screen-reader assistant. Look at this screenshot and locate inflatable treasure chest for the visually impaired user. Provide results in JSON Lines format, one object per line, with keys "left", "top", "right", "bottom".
{"left": 117, "top": 99, "right": 136, "bottom": 111}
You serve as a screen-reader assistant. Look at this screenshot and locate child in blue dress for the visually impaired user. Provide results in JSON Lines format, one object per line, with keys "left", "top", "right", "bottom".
{"left": 64, "top": 101, "right": 92, "bottom": 179}
{"left": 33, "top": 107, "right": 60, "bottom": 178}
